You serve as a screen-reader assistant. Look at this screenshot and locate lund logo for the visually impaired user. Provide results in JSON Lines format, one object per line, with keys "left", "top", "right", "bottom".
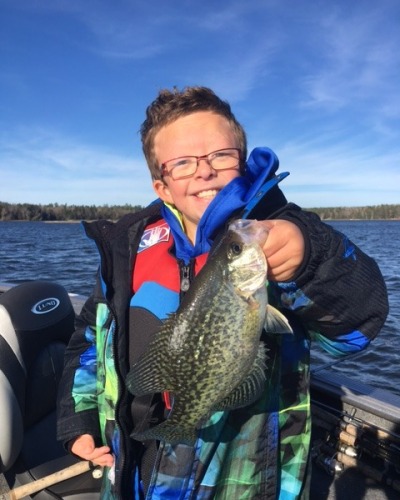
{"left": 31, "top": 297, "right": 60, "bottom": 314}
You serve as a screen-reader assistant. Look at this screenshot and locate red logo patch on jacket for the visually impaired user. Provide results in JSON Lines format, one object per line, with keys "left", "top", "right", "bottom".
{"left": 133, "top": 220, "right": 179, "bottom": 293}
{"left": 138, "top": 222, "right": 170, "bottom": 253}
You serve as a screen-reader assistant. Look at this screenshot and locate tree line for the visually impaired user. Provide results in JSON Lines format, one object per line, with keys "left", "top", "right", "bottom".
{"left": 306, "top": 204, "right": 400, "bottom": 220}
{"left": 1, "top": 201, "right": 399, "bottom": 222}
{"left": 0, "top": 202, "right": 144, "bottom": 221}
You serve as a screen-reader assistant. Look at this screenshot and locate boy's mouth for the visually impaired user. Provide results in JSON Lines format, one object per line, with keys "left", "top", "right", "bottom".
{"left": 195, "top": 189, "right": 219, "bottom": 199}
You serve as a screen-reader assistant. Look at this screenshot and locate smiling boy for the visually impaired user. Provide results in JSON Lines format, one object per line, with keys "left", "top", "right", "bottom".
{"left": 57, "top": 86, "right": 388, "bottom": 499}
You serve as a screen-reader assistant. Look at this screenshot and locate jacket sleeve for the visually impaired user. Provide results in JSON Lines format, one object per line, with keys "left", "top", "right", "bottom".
{"left": 56, "top": 279, "right": 102, "bottom": 447}
{"left": 268, "top": 203, "right": 389, "bottom": 356}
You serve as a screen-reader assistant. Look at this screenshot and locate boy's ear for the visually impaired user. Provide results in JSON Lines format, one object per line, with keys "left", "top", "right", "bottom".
{"left": 153, "top": 179, "right": 173, "bottom": 204}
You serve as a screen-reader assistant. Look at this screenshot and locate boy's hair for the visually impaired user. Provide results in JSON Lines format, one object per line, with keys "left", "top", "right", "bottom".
{"left": 140, "top": 86, "right": 247, "bottom": 180}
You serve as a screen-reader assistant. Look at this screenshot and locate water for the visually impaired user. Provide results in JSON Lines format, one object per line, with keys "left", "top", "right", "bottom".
{"left": 0, "top": 220, "right": 399, "bottom": 396}
{"left": 309, "top": 220, "right": 400, "bottom": 397}
{"left": 0, "top": 221, "right": 99, "bottom": 296}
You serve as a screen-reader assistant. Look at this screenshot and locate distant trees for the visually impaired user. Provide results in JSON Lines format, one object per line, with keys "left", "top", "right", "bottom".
{"left": 306, "top": 204, "right": 400, "bottom": 220}
{"left": 1, "top": 201, "right": 399, "bottom": 221}
{"left": 0, "top": 202, "right": 144, "bottom": 221}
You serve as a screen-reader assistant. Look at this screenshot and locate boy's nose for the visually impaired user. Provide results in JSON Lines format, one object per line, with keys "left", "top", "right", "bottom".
{"left": 195, "top": 157, "right": 215, "bottom": 178}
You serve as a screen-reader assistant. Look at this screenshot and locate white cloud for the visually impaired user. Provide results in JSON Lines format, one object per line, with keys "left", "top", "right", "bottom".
{"left": 298, "top": 3, "right": 400, "bottom": 115}
{"left": 276, "top": 136, "right": 400, "bottom": 207}
{"left": 0, "top": 127, "right": 155, "bottom": 206}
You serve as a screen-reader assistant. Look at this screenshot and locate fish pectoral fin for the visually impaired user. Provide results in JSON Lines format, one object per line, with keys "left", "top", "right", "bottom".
{"left": 265, "top": 304, "right": 293, "bottom": 334}
{"left": 126, "top": 320, "right": 175, "bottom": 396}
{"left": 211, "top": 343, "right": 267, "bottom": 411}
{"left": 125, "top": 342, "right": 170, "bottom": 396}
{"left": 126, "top": 360, "right": 168, "bottom": 396}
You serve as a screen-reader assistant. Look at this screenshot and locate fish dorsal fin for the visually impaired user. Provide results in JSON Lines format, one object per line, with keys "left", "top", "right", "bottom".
{"left": 264, "top": 304, "right": 293, "bottom": 334}
{"left": 211, "top": 343, "right": 267, "bottom": 412}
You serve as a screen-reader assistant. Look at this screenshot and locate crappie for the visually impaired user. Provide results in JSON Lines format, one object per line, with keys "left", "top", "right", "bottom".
{"left": 126, "top": 219, "right": 292, "bottom": 446}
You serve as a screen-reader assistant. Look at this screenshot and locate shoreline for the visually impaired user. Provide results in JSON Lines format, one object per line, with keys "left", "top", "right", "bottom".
{"left": 1, "top": 218, "right": 400, "bottom": 223}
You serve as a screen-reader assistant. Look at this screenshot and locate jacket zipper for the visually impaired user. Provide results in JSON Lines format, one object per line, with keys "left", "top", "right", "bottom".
{"left": 179, "top": 259, "right": 194, "bottom": 298}
{"left": 104, "top": 296, "right": 131, "bottom": 497}
{"left": 109, "top": 310, "right": 127, "bottom": 497}
{"left": 158, "top": 261, "right": 193, "bottom": 414}
{"left": 159, "top": 261, "right": 193, "bottom": 413}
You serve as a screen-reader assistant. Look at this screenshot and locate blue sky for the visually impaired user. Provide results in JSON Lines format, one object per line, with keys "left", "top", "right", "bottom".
{"left": 1, "top": 0, "right": 399, "bottom": 208}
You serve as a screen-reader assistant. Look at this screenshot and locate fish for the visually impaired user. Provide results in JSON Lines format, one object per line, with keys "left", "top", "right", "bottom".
{"left": 125, "top": 219, "right": 293, "bottom": 446}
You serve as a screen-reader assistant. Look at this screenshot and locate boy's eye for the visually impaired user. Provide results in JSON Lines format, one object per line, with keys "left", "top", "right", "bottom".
{"left": 211, "top": 151, "right": 228, "bottom": 160}
{"left": 172, "top": 158, "right": 193, "bottom": 168}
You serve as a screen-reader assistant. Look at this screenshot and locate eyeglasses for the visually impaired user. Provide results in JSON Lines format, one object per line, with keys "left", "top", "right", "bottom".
{"left": 160, "top": 148, "right": 241, "bottom": 180}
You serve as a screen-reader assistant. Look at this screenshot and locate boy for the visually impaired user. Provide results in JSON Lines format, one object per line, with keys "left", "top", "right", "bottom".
{"left": 57, "top": 86, "right": 388, "bottom": 499}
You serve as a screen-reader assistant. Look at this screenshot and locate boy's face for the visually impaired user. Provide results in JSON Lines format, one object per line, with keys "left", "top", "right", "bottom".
{"left": 152, "top": 111, "right": 241, "bottom": 243}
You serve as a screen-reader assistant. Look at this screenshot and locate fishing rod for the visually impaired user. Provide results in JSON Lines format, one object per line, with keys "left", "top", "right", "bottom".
{"left": 311, "top": 400, "right": 400, "bottom": 493}
{"left": 310, "top": 349, "right": 367, "bottom": 374}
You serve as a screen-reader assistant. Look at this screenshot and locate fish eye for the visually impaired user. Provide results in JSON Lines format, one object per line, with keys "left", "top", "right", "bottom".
{"left": 229, "top": 241, "right": 243, "bottom": 256}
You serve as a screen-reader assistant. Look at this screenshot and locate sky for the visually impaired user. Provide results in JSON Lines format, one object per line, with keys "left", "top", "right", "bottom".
{"left": 1, "top": 0, "right": 399, "bottom": 208}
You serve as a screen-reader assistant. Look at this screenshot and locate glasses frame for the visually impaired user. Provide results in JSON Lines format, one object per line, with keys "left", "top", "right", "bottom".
{"left": 160, "top": 148, "right": 242, "bottom": 180}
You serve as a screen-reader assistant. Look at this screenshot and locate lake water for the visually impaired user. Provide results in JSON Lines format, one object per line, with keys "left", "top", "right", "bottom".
{"left": 0, "top": 219, "right": 399, "bottom": 396}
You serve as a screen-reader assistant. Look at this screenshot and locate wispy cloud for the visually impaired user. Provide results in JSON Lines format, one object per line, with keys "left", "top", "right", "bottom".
{"left": 277, "top": 134, "right": 400, "bottom": 207}
{"left": 299, "top": 3, "right": 400, "bottom": 116}
{"left": 0, "top": 127, "right": 155, "bottom": 205}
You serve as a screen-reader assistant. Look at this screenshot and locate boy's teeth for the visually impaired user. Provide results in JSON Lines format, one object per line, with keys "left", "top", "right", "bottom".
{"left": 197, "top": 190, "right": 217, "bottom": 198}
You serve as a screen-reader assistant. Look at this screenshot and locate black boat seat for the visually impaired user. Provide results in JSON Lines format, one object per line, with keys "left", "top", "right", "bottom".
{"left": 0, "top": 281, "right": 101, "bottom": 499}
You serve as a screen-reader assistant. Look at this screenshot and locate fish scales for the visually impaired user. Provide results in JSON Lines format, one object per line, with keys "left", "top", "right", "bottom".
{"left": 126, "top": 219, "right": 291, "bottom": 446}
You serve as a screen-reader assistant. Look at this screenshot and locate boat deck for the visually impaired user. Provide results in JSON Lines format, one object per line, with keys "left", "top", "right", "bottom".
{"left": 310, "top": 370, "right": 400, "bottom": 499}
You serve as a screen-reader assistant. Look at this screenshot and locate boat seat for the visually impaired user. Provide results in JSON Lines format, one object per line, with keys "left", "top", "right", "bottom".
{"left": 0, "top": 281, "right": 100, "bottom": 499}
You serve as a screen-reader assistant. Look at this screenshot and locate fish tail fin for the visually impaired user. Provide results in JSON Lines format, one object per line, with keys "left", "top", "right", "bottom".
{"left": 265, "top": 304, "right": 293, "bottom": 334}
{"left": 131, "top": 421, "right": 197, "bottom": 447}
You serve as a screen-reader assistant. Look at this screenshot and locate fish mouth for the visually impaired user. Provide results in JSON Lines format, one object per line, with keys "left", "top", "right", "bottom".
{"left": 229, "top": 244, "right": 267, "bottom": 297}
{"left": 229, "top": 219, "right": 269, "bottom": 247}
{"left": 237, "top": 258, "right": 267, "bottom": 295}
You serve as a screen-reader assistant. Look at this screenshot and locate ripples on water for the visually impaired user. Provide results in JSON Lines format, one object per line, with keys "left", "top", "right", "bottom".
{"left": 0, "top": 221, "right": 99, "bottom": 296}
{"left": 0, "top": 219, "right": 399, "bottom": 396}
{"left": 311, "top": 220, "right": 400, "bottom": 396}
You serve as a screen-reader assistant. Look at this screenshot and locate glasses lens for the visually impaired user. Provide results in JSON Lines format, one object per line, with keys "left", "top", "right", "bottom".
{"left": 209, "top": 149, "right": 240, "bottom": 170}
{"left": 166, "top": 157, "right": 197, "bottom": 179}
{"left": 163, "top": 149, "right": 240, "bottom": 180}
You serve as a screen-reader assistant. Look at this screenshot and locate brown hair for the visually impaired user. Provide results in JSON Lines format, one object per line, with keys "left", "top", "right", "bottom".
{"left": 140, "top": 86, "right": 247, "bottom": 179}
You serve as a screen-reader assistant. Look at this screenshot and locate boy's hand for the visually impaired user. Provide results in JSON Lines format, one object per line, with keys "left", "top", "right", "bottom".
{"left": 71, "top": 434, "right": 114, "bottom": 467}
{"left": 260, "top": 219, "right": 305, "bottom": 282}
